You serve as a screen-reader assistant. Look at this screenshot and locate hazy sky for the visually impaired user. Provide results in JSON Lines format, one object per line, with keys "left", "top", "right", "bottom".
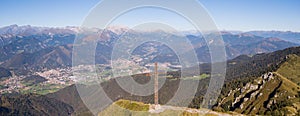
{"left": 1, "top": 0, "right": 299, "bottom": 31}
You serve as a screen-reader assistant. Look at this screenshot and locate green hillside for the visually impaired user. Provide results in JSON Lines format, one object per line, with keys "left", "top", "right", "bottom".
{"left": 98, "top": 99, "right": 235, "bottom": 116}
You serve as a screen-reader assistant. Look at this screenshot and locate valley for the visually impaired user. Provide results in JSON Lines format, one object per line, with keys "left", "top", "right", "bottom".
{"left": 0, "top": 25, "right": 300, "bottom": 115}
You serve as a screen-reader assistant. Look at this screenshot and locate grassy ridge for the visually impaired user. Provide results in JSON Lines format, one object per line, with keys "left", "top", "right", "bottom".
{"left": 277, "top": 54, "right": 300, "bottom": 86}
{"left": 98, "top": 99, "right": 231, "bottom": 116}
{"left": 115, "top": 99, "right": 149, "bottom": 111}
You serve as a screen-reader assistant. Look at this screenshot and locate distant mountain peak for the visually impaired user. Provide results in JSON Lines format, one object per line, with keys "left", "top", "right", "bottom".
{"left": 106, "top": 25, "right": 131, "bottom": 35}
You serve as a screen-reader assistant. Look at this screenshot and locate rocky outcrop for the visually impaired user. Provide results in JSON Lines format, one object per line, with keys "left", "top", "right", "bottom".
{"left": 218, "top": 72, "right": 285, "bottom": 114}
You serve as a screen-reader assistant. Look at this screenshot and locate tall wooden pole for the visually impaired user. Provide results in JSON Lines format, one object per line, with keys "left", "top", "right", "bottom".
{"left": 154, "top": 62, "right": 158, "bottom": 105}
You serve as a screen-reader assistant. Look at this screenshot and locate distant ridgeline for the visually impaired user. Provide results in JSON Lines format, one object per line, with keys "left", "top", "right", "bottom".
{"left": 0, "top": 25, "right": 299, "bottom": 74}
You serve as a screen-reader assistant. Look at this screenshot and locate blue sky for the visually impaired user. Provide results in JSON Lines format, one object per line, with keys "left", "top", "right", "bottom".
{"left": 0, "top": 0, "right": 299, "bottom": 31}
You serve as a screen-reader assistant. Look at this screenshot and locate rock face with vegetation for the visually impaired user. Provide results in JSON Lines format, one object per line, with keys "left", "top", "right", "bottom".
{"left": 215, "top": 55, "right": 300, "bottom": 115}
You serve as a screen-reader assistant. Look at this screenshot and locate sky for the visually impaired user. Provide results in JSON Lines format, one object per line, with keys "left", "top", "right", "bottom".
{"left": 0, "top": 0, "right": 299, "bottom": 31}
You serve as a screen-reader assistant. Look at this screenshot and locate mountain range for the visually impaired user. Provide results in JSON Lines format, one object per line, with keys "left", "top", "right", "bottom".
{"left": 0, "top": 25, "right": 300, "bottom": 115}
{"left": 246, "top": 31, "right": 300, "bottom": 44}
{"left": 0, "top": 25, "right": 299, "bottom": 72}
